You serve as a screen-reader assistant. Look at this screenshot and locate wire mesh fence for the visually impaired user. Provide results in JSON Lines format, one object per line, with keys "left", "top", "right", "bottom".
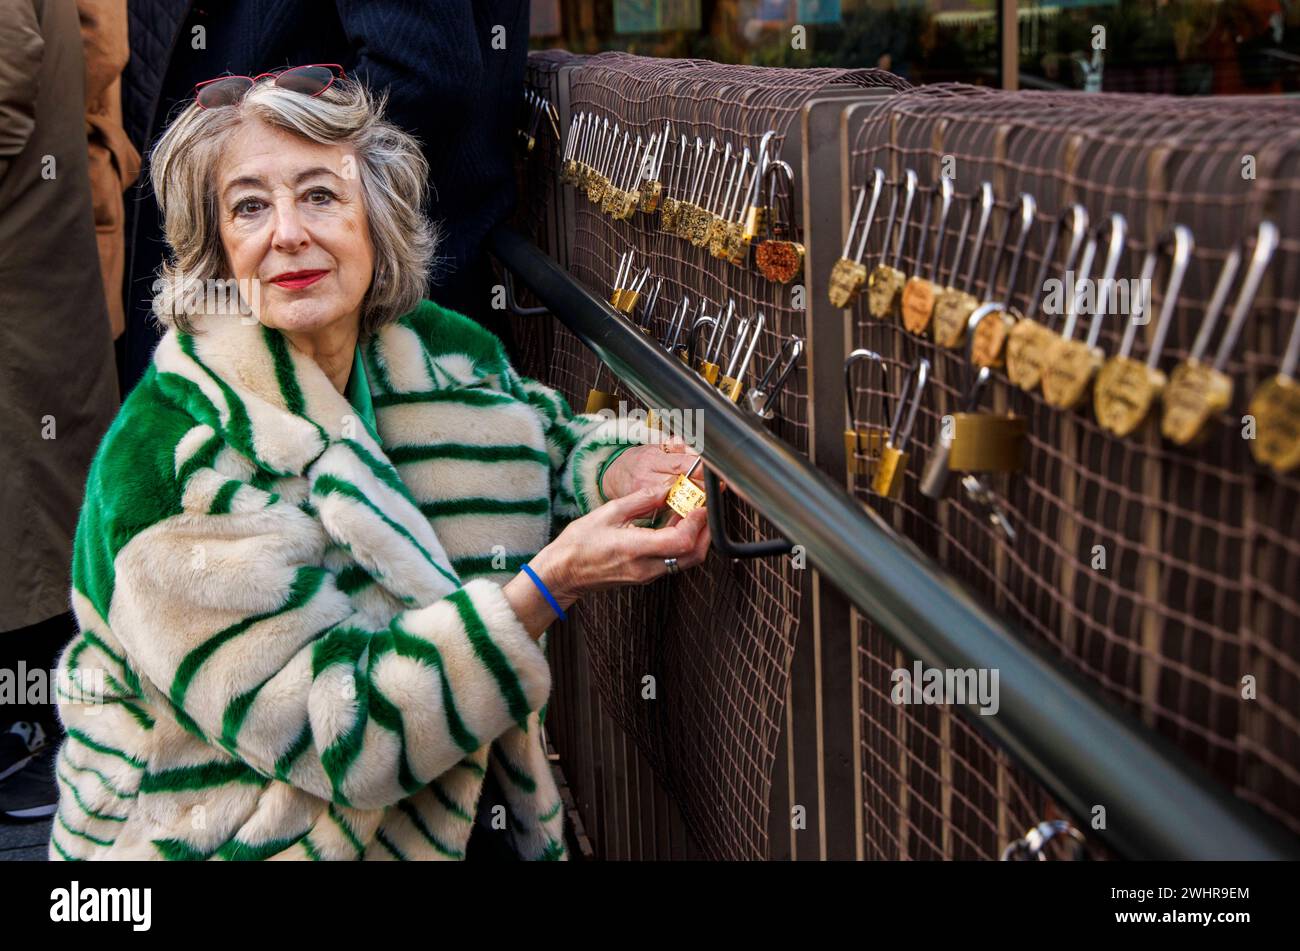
{"left": 509, "top": 53, "right": 1300, "bottom": 859}
{"left": 844, "top": 88, "right": 1300, "bottom": 841}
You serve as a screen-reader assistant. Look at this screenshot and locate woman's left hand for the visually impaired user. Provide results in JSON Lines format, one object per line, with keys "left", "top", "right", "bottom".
{"left": 599, "top": 436, "right": 704, "bottom": 502}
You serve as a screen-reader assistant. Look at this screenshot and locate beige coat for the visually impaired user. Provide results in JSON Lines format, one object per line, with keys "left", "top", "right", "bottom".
{"left": 0, "top": 0, "right": 119, "bottom": 631}
{"left": 77, "top": 0, "right": 139, "bottom": 340}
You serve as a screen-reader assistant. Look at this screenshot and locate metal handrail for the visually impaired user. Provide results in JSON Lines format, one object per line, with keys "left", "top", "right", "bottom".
{"left": 490, "top": 225, "right": 1300, "bottom": 861}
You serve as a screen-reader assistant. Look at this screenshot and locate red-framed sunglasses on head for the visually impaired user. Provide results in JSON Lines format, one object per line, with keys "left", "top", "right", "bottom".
{"left": 193, "top": 64, "right": 346, "bottom": 109}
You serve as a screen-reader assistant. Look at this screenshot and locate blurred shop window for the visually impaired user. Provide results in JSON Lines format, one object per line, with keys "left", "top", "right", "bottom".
{"left": 1017, "top": 0, "right": 1299, "bottom": 94}
{"left": 533, "top": 1, "right": 1000, "bottom": 86}
{"left": 532, "top": 0, "right": 563, "bottom": 37}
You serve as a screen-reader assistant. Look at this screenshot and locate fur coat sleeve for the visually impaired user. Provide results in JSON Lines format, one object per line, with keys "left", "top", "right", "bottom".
{"left": 50, "top": 300, "right": 650, "bottom": 860}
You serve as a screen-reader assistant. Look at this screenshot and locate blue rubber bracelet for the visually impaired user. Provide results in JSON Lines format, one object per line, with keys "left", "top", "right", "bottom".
{"left": 521, "top": 563, "right": 567, "bottom": 621}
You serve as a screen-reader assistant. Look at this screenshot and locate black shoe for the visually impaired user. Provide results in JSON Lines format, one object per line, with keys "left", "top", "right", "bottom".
{"left": 0, "top": 720, "right": 50, "bottom": 783}
{"left": 0, "top": 746, "right": 57, "bottom": 821}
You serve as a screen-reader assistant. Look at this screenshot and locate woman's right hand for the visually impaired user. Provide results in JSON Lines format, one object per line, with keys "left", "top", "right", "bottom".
{"left": 503, "top": 487, "right": 711, "bottom": 639}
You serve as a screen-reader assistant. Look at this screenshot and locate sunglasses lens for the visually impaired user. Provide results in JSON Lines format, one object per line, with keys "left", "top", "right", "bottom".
{"left": 275, "top": 65, "right": 336, "bottom": 96}
{"left": 196, "top": 77, "right": 254, "bottom": 108}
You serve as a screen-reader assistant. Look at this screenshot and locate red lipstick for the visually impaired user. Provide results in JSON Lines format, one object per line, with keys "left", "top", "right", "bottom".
{"left": 270, "top": 269, "right": 328, "bottom": 290}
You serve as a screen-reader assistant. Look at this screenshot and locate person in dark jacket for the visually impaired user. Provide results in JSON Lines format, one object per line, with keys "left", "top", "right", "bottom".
{"left": 119, "top": 0, "right": 528, "bottom": 393}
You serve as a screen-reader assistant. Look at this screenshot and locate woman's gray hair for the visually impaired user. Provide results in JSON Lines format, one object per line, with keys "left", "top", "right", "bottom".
{"left": 148, "top": 76, "right": 437, "bottom": 337}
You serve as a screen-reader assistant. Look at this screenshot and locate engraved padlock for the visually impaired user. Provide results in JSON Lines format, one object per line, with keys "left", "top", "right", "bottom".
{"left": 828, "top": 170, "right": 884, "bottom": 309}
{"left": 664, "top": 456, "right": 706, "bottom": 518}
{"left": 755, "top": 160, "right": 805, "bottom": 284}
{"left": 867, "top": 170, "right": 917, "bottom": 321}
{"left": 1249, "top": 294, "right": 1300, "bottom": 473}
{"left": 660, "top": 134, "right": 689, "bottom": 235}
{"left": 932, "top": 182, "right": 995, "bottom": 348}
{"left": 1093, "top": 225, "right": 1193, "bottom": 437}
{"left": 901, "top": 177, "right": 955, "bottom": 336}
{"left": 1163, "top": 220, "right": 1278, "bottom": 445}
{"left": 970, "top": 193, "right": 1037, "bottom": 368}
{"left": 1006, "top": 204, "right": 1090, "bottom": 393}
{"left": 1042, "top": 213, "right": 1128, "bottom": 411}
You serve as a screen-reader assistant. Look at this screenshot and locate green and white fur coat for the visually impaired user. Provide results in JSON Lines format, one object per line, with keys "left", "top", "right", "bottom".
{"left": 49, "top": 300, "right": 646, "bottom": 860}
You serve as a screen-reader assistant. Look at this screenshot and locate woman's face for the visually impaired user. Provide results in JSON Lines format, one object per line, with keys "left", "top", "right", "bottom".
{"left": 215, "top": 120, "right": 374, "bottom": 337}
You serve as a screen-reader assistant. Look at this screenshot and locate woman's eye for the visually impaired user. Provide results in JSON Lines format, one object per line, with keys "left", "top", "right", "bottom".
{"left": 233, "top": 198, "right": 265, "bottom": 216}
{"left": 306, "top": 188, "right": 335, "bottom": 205}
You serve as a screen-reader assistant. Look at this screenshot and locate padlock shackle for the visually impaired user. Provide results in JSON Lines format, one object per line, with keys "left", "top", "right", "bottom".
{"left": 613, "top": 248, "right": 633, "bottom": 294}
{"left": 961, "top": 364, "right": 993, "bottom": 412}
{"left": 1283, "top": 293, "right": 1300, "bottom": 381}
{"left": 562, "top": 111, "right": 581, "bottom": 162}
{"left": 1059, "top": 229, "right": 1098, "bottom": 343}
{"left": 986, "top": 192, "right": 1037, "bottom": 307}
{"left": 1190, "top": 247, "right": 1241, "bottom": 364}
{"left": 733, "top": 311, "right": 766, "bottom": 384}
{"left": 1024, "top": 203, "right": 1089, "bottom": 324}
{"left": 719, "top": 143, "right": 741, "bottom": 216}
{"left": 851, "top": 168, "right": 887, "bottom": 264}
{"left": 762, "top": 160, "right": 800, "bottom": 243}
{"left": 1212, "top": 219, "right": 1280, "bottom": 372}
{"left": 723, "top": 317, "right": 753, "bottom": 379}
{"left": 654, "top": 121, "right": 670, "bottom": 180}
{"left": 686, "top": 313, "right": 717, "bottom": 368}
{"left": 742, "top": 129, "right": 778, "bottom": 217}
{"left": 924, "top": 177, "right": 956, "bottom": 282}
{"left": 723, "top": 148, "right": 751, "bottom": 223}
{"left": 638, "top": 277, "right": 663, "bottom": 334}
{"left": 706, "top": 298, "right": 735, "bottom": 366}
{"left": 1125, "top": 224, "right": 1194, "bottom": 366}
{"left": 845, "top": 348, "right": 892, "bottom": 437}
{"left": 958, "top": 182, "right": 996, "bottom": 293}
{"left": 706, "top": 140, "right": 732, "bottom": 213}
{"left": 664, "top": 294, "right": 691, "bottom": 353}
{"left": 685, "top": 136, "right": 706, "bottom": 204}
{"left": 1083, "top": 212, "right": 1129, "bottom": 349}
{"left": 841, "top": 183, "right": 868, "bottom": 260}
{"left": 750, "top": 335, "right": 803, "bottom": 420}
{"left": 888, "top": 169, "right": 920, "bottom": 270}
{"left": 668, "top": 132, "right": 687, "bottom": 197}
{"left": 888, "top": 356, "right": 931, "bottom": 454}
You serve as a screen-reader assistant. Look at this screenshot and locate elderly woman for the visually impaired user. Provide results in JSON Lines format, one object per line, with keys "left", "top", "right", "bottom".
{"left": 49, "top": 66, "right": 709, "bottom": 861}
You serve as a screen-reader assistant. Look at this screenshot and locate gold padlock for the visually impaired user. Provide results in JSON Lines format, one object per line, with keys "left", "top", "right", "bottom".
{"left": 1162, "top": 220, "right": 1278, "bottom": 445}
{"left": 660, "top": 134, "right": 688, "bottom": 234}
{"left": 866, "top": 170, "right": 918, "bottom": 321}
{"left": 585, "top": 388, "right": 619, "bottom": 415}
{"left": 828, "top": 170, "right": 884, "bottom": 309}
{"left": 901, "top": 178, "right": 955, "bottom": 336}
{"left": 1093, "top": 225, "right": 1193, "bottom": 437}
{"left": 559, "top": 111, "right": 585, "bottom": 186}
{"left": 919, "top": 366, "right": 990, "bottom": 500}
{"left": 754, "top": 160, "right": 805, "bottom": 284}
{"left": 664, "top": 457, "right": 706, "bottom": 518}
{"left": 1042, "top": 213, "right": 1128, "bottom": 411}
{"left": 948, "top": 413, "right": 1027, "bottom": 471}
{"left": 699, "top": 141, "right": 734, "bottom": 250}
{"left": 844, "top": 349, "right": 891, "bottom": 479}
{"left": 717, "top": 312, "right": 764, "bottom": 404}
{"left": 932, "top": 182, "right": 995, "bottom": 348}
{"left": 1246, "top": 273, "right": 1300, "bottom": 472}
{"left": 970, "top": 193, "right": 1038, "bottom": 368}
{"left": 872, "top": 357, "right": 930, "bottom": 499}
{"left": 1249, "top": 375, "right": 1300, "bottom": 473}
{"left": 736, "top": 130, "right": 776, "bottom": 246}
{"left": 1006, "top": 204, "right": 1090, "bottom": 392}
